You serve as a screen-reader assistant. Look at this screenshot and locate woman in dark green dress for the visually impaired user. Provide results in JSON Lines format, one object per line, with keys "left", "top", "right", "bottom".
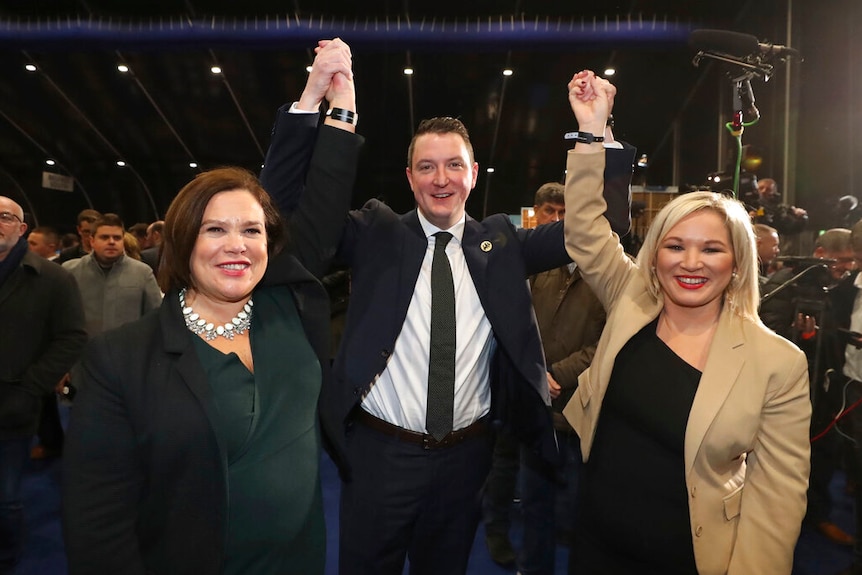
{"left": 62, "top": 39, "right": 362, "bottom": 575}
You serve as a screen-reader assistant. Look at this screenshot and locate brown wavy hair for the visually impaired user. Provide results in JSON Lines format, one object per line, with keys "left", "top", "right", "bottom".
{"left": 157, "top": 167, "right": 284, "bottom": 293}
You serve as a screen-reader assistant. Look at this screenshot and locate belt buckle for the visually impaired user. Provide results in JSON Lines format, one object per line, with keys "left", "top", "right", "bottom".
{"left": 423, "top": 434, "right": 450, "bottom": 450}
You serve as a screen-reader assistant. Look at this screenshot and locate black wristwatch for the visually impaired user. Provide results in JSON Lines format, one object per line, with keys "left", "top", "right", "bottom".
{"left": 563, "top": 131, "right": 605, "bottom": 144}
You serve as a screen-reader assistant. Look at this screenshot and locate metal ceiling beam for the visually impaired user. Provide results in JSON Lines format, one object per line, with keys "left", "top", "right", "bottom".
{"left": 0, "top": 162, "right": 40, "bottom": 226}
{"left": 114, "top": 49, "right": 202, "bottom": 172}
{"left": 21, "top": 50, "right": 160, "bottom": 219}
{"left": 0, "top": 102, "right": 95, "bottom": 211}
{"left": 210, "top": 49, "right": 265, "bottom": 158}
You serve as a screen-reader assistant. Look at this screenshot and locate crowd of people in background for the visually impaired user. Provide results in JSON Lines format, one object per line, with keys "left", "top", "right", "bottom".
{"left": 3, "top": 36, "right": 862, "bottom": 575}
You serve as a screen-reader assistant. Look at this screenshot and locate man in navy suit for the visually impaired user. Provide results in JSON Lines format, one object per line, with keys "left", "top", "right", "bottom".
{"left": 260, "top": 39, "right": 634, "bottom": 575}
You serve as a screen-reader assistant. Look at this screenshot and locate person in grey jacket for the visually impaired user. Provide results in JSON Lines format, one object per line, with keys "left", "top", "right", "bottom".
{"left": 63, "top": 212, "right": 162, "bottom": 338}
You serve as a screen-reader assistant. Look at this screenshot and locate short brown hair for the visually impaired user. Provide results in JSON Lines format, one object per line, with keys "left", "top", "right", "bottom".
{"left": 407, "top": 117, "right": 474, "bottom": 168}
{"left": 158, "top": 167, "right": 284, "bottom": 293}
{"left": 94, "top": 213, "right": 125, "bottom": 233}
{"left": 77, "top": 209, "right": 101, "bottom": 225}
{"left": 533, "top": 182, "right": 564, "bottom": 207}
{"left": 128, "top": 222, "right": 149, "bottom": 241}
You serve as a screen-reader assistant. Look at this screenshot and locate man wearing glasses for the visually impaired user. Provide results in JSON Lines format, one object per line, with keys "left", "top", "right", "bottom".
{"left": 0, "top": 196, "right": 86, "bottom": 572}
{"left": 57, "top": 208, "right": 101, "bottom": 264}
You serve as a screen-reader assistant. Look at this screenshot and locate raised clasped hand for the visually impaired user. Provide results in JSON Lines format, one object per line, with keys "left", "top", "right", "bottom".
{"left": 299, "top": 37, "right": 354, "bottom": 112}
{"left": 567, "top": 70, "right": 615, "bottom": 136}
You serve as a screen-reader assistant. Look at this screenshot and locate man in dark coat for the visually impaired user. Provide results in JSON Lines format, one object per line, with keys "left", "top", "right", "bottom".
{"left": 0, "top": 195, "right": 86, "bottom": 572}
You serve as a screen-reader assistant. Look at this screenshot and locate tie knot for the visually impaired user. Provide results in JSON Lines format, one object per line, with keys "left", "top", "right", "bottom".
{"left": 434, "top": 231, "right": 453, "bottom": 250}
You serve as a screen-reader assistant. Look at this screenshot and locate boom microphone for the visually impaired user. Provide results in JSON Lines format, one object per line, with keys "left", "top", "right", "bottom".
{"left": 690, "top": 29, "right": 800, "bottom": 59}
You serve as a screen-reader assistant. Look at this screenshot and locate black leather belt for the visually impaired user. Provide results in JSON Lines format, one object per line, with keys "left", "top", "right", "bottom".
{"left": 355, "top": 409, "right": 488, "bottom": 450}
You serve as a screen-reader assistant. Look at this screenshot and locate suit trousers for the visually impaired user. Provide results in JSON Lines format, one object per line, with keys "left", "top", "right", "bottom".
{"left": 0, "top": 437, "right": 30, "bottom": 574}
{"left": 339, "top": 417, "right": 494, "bottom": 575}
{"left": 482, "top": 428, "right": 519, "bottom": 537}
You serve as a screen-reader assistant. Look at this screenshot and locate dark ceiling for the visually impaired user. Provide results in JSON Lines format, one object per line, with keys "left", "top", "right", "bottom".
{"left": 0, "top": 0, "right": 850, "bottom": 234}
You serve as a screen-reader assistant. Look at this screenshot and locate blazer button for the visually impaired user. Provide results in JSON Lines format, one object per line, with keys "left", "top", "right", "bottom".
{"left": 381, "top": 349, "right": 390, "bottom": 358}
{"left": 352, "top": 387, "right": 361, "bottom": 396}
{"left": 695, "top": 525, "right": 703, "bottom": 537}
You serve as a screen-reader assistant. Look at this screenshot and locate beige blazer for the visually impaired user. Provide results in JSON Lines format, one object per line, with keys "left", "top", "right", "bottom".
{"left": 562, "top": 151, "right": 811, "bottom": 575}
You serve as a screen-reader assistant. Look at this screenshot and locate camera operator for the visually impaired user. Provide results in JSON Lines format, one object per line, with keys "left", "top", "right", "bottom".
{"left": 755, "top": 223, "right": 781, "bottom": 279}
{"left": 753, "top": 178, "right": 809, "bottom": 256}
{"left": 760, "top": 228, "right": 855, "bottom": 546}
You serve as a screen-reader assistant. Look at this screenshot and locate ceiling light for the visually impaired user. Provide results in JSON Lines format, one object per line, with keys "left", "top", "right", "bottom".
{"left": 189, "top": 162, "right": 198, "bottom": 169}
{"left": 403, "top": 67, "right": 414, "bottom": 75}
{"left": 45, "top": 159, "right": 56, "bottom": 166}
{"left": 306, "top": 66, "right": 313, "bottom": 73}
{"left": 25, "top": 64, "right": 37, "bottom": 72}
{"left": 117, "top": 64, "right": 129, "bottom": 73}
{"left": 604, "top": 68, "right": 616, "bottom": 76}
{"left": 116, "top": 160, "right": 126, "bottom": 167}
{"left": 486, "top": 167, "right": 495, "bottom": 173}
{"left": 502, "top": 69, "right": 513, "bottom": 77}
{"left": 210, "top": 66, "right": 222, "bottom": 75}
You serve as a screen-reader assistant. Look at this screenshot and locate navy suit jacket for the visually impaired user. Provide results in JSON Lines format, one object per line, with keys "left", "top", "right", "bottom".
{"left": 260, "top": 108, "right": 635, "bottom": 477}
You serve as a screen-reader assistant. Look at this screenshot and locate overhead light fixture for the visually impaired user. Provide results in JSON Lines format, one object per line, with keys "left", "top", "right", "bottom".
{"left": 486, "top": 167, "right": 495, "bottom": 173}
{"left": 45, "top": 159, "right": 56, "bottom": 166}
{"left": 604, "top": 68, "right": 616, "bottom": 76}
{"left": 116, "top": 160, "right": 126, "bottom": 167}
{"left": 403, "top": 67, "right": 414, "bottom": 75}
{"left": 25, "top": 64, "right": 37, "bottom": 72}
{"left": 306, "top": 65, "right": 313, "bottom": 73}
{"left": 189, "top": 162, "right": 198, "bottom": 169}
{"left": 210, "top": 66, "right": 222, "bottom": 75}
{"left": 502, "top": 69, "right": 513, "bottom": 77}
{"left": 117, "top": 64, "right": 130, "bottom": 73}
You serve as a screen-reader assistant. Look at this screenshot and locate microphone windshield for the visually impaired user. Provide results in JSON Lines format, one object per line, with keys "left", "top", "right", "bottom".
{"left": 689, "top": 29, "right": 759, "bottom": 56}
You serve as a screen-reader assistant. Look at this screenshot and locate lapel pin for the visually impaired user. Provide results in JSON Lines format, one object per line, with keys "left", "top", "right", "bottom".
{"left": 480, "top": 240, "right": 492, "bottom": 252}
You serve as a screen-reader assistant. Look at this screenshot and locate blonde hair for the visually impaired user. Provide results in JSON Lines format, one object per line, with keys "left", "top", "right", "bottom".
{"left": 635, "top": 191, "right": 760, "bottom": 323}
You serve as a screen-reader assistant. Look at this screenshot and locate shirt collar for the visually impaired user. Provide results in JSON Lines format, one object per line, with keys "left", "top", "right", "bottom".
{"left": 854, "top": 271, "right": 862, "bottom": 289}
{"left": 417, "top": 210, "right": 466, "bottom": 244}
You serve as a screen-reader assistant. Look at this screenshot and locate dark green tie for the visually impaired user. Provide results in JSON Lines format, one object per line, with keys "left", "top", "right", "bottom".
{"left": 427, "top": 231, "right": 455, "bottom": 441}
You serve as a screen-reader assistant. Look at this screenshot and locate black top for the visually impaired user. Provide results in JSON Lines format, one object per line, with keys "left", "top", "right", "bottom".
{"left": 574, "top": 318, "right": 701, "bottom": 574}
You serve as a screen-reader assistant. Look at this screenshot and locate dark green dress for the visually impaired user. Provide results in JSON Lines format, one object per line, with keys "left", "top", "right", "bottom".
{"left": 192, "top": 286, "right": 324, "bottom": 574}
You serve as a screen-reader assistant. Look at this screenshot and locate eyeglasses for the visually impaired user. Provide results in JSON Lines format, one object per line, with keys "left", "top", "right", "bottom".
{"left": 0, "top": 212, "right": 22, "bottom": 225}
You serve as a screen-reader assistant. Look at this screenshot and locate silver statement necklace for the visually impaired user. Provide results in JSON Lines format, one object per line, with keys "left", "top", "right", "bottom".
{"left": 179, "top": 288, "right": 253, "bottom": 341}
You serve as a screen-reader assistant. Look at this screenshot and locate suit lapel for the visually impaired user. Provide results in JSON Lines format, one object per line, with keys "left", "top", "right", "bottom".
{"left": 461, "top": 217, "right": 490, "bottom": 306}
{"left": 160, "top": 293, "right": 229, "bottom": 461}
{"left": 684, "top": 309, "right": 746, "bottom": 475}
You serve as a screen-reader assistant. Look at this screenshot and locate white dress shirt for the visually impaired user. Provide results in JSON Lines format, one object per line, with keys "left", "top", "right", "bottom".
{"left": 361, "top": 211, "right": 494, "bottom": 432}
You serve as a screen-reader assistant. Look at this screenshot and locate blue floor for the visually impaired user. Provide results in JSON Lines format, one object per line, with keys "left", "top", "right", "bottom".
{"left": 16, "top": 409, "right": 858, "bottom": 574}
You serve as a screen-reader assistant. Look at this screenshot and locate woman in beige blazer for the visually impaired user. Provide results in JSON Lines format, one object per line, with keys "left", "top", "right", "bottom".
{"left": 561, "top": 71, "right": 811, "bottom": 575}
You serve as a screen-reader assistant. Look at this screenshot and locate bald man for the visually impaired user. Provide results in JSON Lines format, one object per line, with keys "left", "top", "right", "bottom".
{"left": 0, "top": 196, "right": 86, "bottom": 571}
